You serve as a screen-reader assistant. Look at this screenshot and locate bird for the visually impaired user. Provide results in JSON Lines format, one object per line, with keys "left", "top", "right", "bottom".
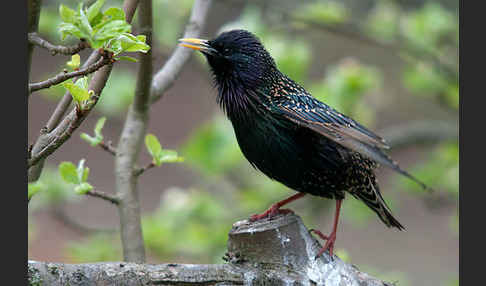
{"left": 179, "top": 29, "right": 431, "bottom": 258}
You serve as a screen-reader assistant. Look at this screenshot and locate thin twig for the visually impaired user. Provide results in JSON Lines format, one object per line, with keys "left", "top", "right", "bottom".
{"left": 28, "top": 32, "right": 88, "bottom": 55}
{"left": 99, "top": 140, "right": 117, "bottom": 156}
{"left": 28, "top": 63, "right": 114, "bottom": 169}
{"left": 44, "top": 51, "right": 102, "bottom": 133}
{"left": 29, "top": 52, "right": 112, "bottom": 93}
{"left": 134, "top": 162, "right": 155, "bottom": 177}
{"left": 150, "top": 0, "right": 213, "bottom": 103}
{"left": 86, "top": 190, "right": 120, "bottom": 205}
{"left": 28, "top": 0, "right": 140, "bottom": 184}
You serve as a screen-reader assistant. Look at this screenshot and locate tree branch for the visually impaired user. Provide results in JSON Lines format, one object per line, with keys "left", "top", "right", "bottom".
{"left": 133, "top": 162, "right": 155, "bottom": 177}
{"left": 28, "top": 0, "right": 42, "bottom": 81}
{"left": 86, "top": 190, "right": 119, "bottom": 205}
{"left": 28, "top": 214, "right": 391, "bottom": 286}
{"left": 98, "top": 140, "right": 117, "bottom": 156}
{"left": 29, "top": 52, "right": 112, "bottom": 93}
{"left": 28, "top": 32, "right": 88, "bottom": 56}
{"left": 150, "top": 0, "right": 213, "bottom": 103}
{"left": 28, "top": 0, "right": 140, "bottom": 183}
{"left": 27, "top": 64, "right": 113, "bottom": 169}
{"left": 114, "top": 0, "right": 152, "bottom": 263}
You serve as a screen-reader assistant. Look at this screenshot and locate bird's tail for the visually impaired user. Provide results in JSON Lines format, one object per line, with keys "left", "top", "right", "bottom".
{"left": 352, "top": 177, "right": 405, "bottom": 230}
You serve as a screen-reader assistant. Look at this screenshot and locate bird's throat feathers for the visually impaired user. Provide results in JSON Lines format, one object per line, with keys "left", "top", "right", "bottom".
{"left": 210, "top": 62, "right": 278, "bottom": 122}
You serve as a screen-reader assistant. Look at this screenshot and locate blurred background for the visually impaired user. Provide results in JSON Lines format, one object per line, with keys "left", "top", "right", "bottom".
{"left": 28, "top": 0, "right": 458, "bottom": 285}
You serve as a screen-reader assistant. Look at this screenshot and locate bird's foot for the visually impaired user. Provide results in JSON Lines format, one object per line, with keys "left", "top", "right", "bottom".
{"left": 310, "top": 229, "right": 337, "bottom": 259}
{"left": 249, "top": 207, "right": 294, "bottom": 222}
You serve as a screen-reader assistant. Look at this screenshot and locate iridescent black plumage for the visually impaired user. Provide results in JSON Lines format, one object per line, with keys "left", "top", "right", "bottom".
{"left": 180, "top": 30, "right": 430, "bottom": 255}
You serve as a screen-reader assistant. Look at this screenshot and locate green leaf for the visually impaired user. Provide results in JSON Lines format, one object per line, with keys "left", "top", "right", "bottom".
{"left": 59, "top": 22, "right": 86, "bottom": 40}
{"left": 87, "top": 0, "right": 105, "bottom": 23}
{"left": 82, "top": 167, "right": 90, "bottom": 183}
{"left": 76, "top": 76, "right": 89, "bottom": 90}
{"left": 59, "top": 162, "right": 80, "bottom": 184}
{"left": 103, "top": 7, "right": 126, "bottom": 21}
{"left": 75, "top": 182, "right": 93, "bottom": 194}
{"left": 145, "top": 134, "right": 162, "bottom": 160}
{"left": 160, "top": 150, "right": 184, "bottom": 163}
{"left": 116, "top": 55, "right": 138, "bottom": 62}
{"left": 62, "top": 77, "right": 90, "bottom": 103}
{"left": 28, "top": 182, "right": 45, "bottom": 200}
{"left": 113, "top": 33, "right": 150, "bottom": 54}
{"left": 78, "top": 3, "right": 93, "bottom": 38}
{"left": 153, "top": 156, "right": 162, "bottom": 167}
{"left": 67, "top": 54, "right": 81, "bottom": 70}
{"left": 80, "top": 133, "right": 101, "bottom": 146}
{"left": 93, "top": 20, "right": 131, "bottom": 42}
{"left": 59, "top": 4, "right": 76, "bottom": 23}
{"left": 94, "top": 117, "right": 106, "bottom": 138}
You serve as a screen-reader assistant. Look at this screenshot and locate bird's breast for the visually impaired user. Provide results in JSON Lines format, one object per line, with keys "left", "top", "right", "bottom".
{"left": 229, "top": 110, "right": 305, "bottom": 188}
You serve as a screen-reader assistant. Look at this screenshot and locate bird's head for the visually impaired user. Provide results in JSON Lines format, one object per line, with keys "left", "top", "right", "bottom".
{"left": 179, "top": 29, "right": 277, "bottom": 88}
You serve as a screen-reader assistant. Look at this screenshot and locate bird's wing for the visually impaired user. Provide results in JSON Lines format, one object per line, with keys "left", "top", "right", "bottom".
{"left": 271, "top": 95, "right": 431, "bottom": 191}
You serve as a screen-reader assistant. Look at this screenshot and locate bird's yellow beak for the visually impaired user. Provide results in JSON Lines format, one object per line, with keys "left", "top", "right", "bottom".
{"left": 178, "top": 38, "right": 208, "bottom": 51}
{"left": 178, "top": 38, "right": 218, "bottom": 56}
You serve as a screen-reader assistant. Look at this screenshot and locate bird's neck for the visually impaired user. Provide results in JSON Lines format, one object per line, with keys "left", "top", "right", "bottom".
{"left": 214, "top": 67, "right": 277, "bottom": 121}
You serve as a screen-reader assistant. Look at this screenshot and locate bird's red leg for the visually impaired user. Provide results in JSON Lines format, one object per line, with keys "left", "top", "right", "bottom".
{"left": 249, "top": 192, "right": 306, "bottom": 221}
{"left": 311, "top": 199, "right": 343, "bottom": 258}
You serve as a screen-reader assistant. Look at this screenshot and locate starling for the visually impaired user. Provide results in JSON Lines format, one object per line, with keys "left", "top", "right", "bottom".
{"left": 179, "top": 30, "right": 430, "bottom": 258}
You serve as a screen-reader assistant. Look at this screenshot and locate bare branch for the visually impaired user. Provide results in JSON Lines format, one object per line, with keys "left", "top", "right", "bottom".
{"left": 98, "top": 140, "right": 117, "bottom": 156}
{"left": 29, "top": 52, "right": 112, "bottom": 93}
{"left": 86, "top": 190, "right": 119, "bottom": 205}
{"left": 28, "top": 214, "right": 391, "bottom": 286}
{"left": 28, "top": 32, "right": 88, "bottom": 55}
{"left": 150, "top": 0, "right": 213, "bottom": 103}
{"left": 133, "top": 162, "right": 155, "bottom": 177}
{"left": 114, "top": 0, "right": 152, "bottom": 263}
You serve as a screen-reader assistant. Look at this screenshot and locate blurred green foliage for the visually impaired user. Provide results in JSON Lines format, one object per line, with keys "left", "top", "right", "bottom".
{"left": 294, "top": 1, "right": 349, "bottom": 25}
{"left": 182, "top": 116, "right": 242, "bottom": 177}
{"left": 401, "top": 2, "right": 458, "bottom": 53}
{"left": 29, "top": 167, "right": 79, "bottom": 211}
{"left": 365, "top": 0, "right": 400, "bottom": 42}
{"left": 220, "top": 5, "right": 312, "bottom": 84}
{"left": 142, "top": 188, "right": 230, "bottom": 262}
{"left": 152, "top": 0, "right": 194, "bottom": 48}
{"left": 30, "top": 1, "right": 458, "bottom": 285}
{"left": 310, "top": 58, "right": 382, "bottom": 126}
{"left": 66, "top": 233, "right": 122, "bottom": 262}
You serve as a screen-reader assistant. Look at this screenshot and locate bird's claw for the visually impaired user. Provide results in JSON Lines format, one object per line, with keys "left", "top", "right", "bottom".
{"left": 311, "top": 229, "right": 337, "bottom": 259}
{"left": 249, "top": 208, "right": 294, "bottom": 222}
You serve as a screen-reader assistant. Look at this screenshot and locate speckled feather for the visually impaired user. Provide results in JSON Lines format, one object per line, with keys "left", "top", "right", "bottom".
{"left": 200, "top": 30, "right": 430, "bottom": 230}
